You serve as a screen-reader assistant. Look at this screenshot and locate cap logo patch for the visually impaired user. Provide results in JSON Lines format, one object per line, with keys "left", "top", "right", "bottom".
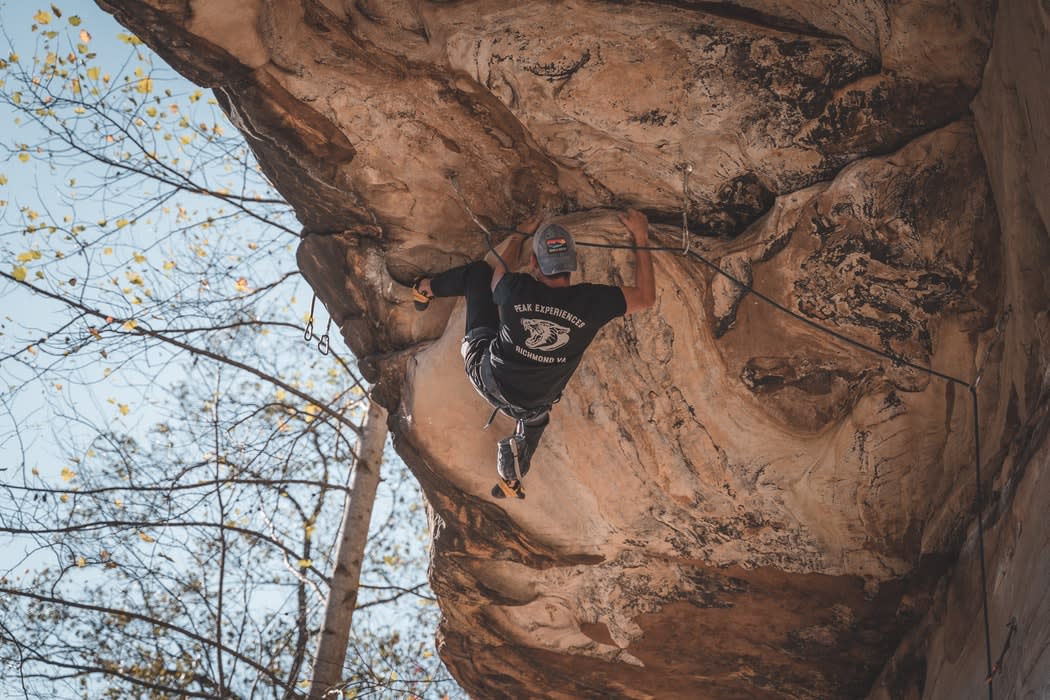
{"left": 545, "top": 237, "right": 569, "bottom": 254}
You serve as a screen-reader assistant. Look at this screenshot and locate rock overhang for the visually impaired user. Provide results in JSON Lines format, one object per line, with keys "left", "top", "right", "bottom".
{"left": 96, "top": 1, "right": 1050, "bottom": 697}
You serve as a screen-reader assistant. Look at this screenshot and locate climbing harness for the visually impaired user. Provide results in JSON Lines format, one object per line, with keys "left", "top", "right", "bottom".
{"left": 304, "top": 294, "right": 333, "bottom": 355}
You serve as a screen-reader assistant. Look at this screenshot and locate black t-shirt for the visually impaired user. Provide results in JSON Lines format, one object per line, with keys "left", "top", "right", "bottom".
{"left": 489, "top": 272, "right": 627, "bottom": 408}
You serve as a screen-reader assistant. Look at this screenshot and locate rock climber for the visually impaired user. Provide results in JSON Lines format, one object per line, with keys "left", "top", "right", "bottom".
{"left": 412, "top": 208, "right": 656, "bottom": 499}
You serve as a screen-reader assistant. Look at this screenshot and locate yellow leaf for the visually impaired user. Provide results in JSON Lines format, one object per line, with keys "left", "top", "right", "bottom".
{"left": 125, "top": 271, "right": 143, "bottom": 285}
{"left": 114, "top": 498, "right": 123, "bottom": 508}
{"left": 138, "top": 531, "right": 155, "bottom": 543}
{"left": 33, "top": 10, "right": 52, "bottom": 25}
{"left": 76, "top": 557, "right": 86, "bottom": 568}
{"left": 31, "top": 467, "right": 40, "bottom": 476}
{"left": 12, "top": 266, "right": 27, "bottom": 281}
{"left": 118, "top": 404, "right": 129, "bottom": 416}
{"left": 60, "top": 467, "right": 76, "bottom": 482}
{"left": 103, "top": 247, "right": 113, "bottom": 255}
{"left": 86, "top": 66, "right": 99, "bottom": 81}
{"left": 16, "top": 251, "right": 42, "bottom": 262}
{"left": 86, "top": 449, "right": 96, "bottom": 458}
{"left": 234, "top": 277, "right": 249, "bottom": 293}
{"left": 162, "top": 260, "right": 175, "bottom": 270}
{"left": 136, "top": 77, "right": 152, "bottom": 94}
{"left": 275, "top": 389, "right": 287, "bottom": 402}
{"left": 71, "top": 78, "right": 81, "bottom": 94}
{"left": 60, "top": 494, "right": 69, "bottom": 503}
{"left": 0, "top": 175, "right": 7, "bottom": 185}
{"left": 298, "top": 680, "right": 310, "bottom": 688}
{"left": 70, "top": 16, "right": 82, "bottom": 27}
{"left": 121, "top": 319, "right": 138, "bottom": 331}
{"left": 18, "top": 153, "right": 29, "bottom": 163}
{"left": 115, "top": 218, "right": 129, "bottom": 229}
{"left": 145, "top": 105, "right": 157, "bottom": 118}
{"left": 189, "top": 89, "right": 202, "bottom": 103}
{"left": 180, "top": 133, "right": 194, "bottom": 145}
{"left": 79, "top": 29, "right": 91, "bottom": 42}
{"left": 297, "top": 558, "right": 312, "bottom": 569}
{"left": 54, "top": 383, "right": 62, "bottom": 391}
{"left": 133, "top": 252, "right": 146, "bottom": 263}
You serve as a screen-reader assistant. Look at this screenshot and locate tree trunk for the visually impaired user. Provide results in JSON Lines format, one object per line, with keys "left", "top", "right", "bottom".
{"left": 309, "top": 399, "right": 388, "bottom": 699}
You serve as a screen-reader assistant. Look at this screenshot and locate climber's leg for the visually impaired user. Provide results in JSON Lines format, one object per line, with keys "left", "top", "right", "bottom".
{"left": 491, "top": 411, "right": 547, "bottom": 500}
{"left": 427, "top": 260, "right": 499, "bottom": 334}
{"left": 515, "top": 412, "right": 549, "bottom": 478}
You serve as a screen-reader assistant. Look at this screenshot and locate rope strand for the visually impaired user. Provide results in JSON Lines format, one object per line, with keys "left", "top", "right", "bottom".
{"left": 446, "top": 189, "right": 1012, "bottom": 694}
{"left": 576, "top": 231, "right": 1012, "bottom": 696}
{"left": 562, "top": 224, "right": 1012, "bottom": 695}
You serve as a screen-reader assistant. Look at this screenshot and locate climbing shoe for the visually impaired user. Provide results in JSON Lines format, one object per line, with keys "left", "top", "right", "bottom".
{"left": 496, "top": 435, "right": 524, "bottom": 482}
{"left": 491, "top": 478, "right": 525, "bottom": 500}
{"left": 411, "top": 277, "right": 432, "bottom": 311}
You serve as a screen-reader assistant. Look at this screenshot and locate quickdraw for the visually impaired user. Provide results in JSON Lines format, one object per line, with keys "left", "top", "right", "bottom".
{"left": 304, "top": 294, "right": 332, "bottom": 356}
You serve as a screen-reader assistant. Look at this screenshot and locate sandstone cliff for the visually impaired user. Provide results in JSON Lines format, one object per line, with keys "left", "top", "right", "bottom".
{"left": 99, "top": 1, "right": 1050, "bottom": 698}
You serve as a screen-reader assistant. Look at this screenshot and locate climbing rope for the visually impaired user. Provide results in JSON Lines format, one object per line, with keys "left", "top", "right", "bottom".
{"left": 986, "top": 618, "right": 1018, "bottom": 684}
{"left": 579, "top": 232, "right": 1012, "bottom": 699}
{"left": 446, "top": 178, "right": 1014, "bottom": 694}
{"left": 447, "top": 173, "right": 510, "bottom": 273}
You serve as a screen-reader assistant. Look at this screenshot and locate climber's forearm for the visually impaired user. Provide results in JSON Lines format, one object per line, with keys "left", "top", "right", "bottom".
{"left": 618, "top": 208, "right": 656, "bottom": 314}
{"left": 633, "top": 243, "right": 655, "bottom": 308}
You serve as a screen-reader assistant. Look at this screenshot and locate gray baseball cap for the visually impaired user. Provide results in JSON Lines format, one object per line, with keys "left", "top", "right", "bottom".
{"left": 532, "top": 223, "right": 577, "bottom": 275}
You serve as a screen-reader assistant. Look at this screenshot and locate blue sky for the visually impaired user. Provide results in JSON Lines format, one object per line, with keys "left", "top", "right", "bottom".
{"left": 0, "top": 5, "right": 457, "bottom": 696}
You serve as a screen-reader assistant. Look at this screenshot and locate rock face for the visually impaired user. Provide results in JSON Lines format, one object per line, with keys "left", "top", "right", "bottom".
{"left": 100, "top": 1, "right": 1049, "bottom": 698}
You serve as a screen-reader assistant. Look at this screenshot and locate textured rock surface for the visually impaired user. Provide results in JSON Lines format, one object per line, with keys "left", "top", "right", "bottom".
{"left": 99, "top": 1, "right": 1049, "bottom": 698}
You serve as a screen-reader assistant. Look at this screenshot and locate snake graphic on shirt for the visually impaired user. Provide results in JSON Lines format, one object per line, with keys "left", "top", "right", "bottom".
{"left": 521, "top": 318, "right": 571, "bottom": 352}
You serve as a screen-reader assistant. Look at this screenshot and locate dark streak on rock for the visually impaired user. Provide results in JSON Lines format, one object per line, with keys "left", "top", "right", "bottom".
{"left": 525, "top": 49, "right": 591, "bottom": 83}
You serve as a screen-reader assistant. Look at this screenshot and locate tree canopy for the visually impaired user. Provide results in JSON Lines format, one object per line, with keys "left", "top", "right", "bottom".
{"left": 0, "top": 5, "right": 460, "bottom": 698}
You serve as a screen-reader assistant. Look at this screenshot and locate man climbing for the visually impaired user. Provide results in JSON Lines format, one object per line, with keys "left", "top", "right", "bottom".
{"left": 412, "top": 209, "right": 656, "bottom": 499}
